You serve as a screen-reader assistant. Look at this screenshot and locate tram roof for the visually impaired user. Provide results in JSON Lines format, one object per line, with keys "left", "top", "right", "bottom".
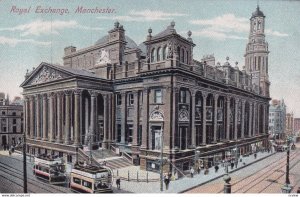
{"left": 73, "top": 165, "right": 108, "bottom": 174}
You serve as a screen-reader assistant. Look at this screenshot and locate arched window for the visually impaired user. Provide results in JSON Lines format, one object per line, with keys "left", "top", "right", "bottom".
{"left": 162, "top": 45, "right": 167, "bottom": 60}
{"left": 157, "top": 47, "right": 162, "bottom": 61}
{"left": 177, "top": 46, "right": 180, "bottom": 61}
{"left": 181, "top": 48, "right": 185, "bottom": 63}
{"left": 151, "top": 48, "right": 156, "bottom": 62}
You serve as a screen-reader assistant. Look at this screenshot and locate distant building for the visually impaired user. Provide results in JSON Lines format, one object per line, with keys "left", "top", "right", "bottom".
{"left": 0, "top": 93, "right": 24, "bottom": 149}
{"left": 285, "top": 112, "right": 294, "bottom": 137}
{"left": 269, "top": 99, "right": 286, "bottom": 139}
{"left": 294, "top": 118, "right": 300, "bottom": 137}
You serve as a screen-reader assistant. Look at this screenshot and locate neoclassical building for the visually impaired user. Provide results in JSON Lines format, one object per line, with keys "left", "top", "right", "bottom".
{"left": 21, "top": 6, "right": 270, "bottom": 171}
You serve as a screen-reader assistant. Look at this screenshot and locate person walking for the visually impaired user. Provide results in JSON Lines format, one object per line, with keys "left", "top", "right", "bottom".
{"left": 190, "top": 167, "right": 194, "bottom": 178}
{"left": 230, "top": 162, "right": 234, "bottom": 169}
{"left": 214, "top": 165, "right": 219, "bottom": 173}
{"left": 116, "top": 177, "right": 121, "bottom": 190}
{"left": 164, "top": 174, "right": 170, "bottom": 190}
{"left": 197, "top": 166, "right": 201, "bottom": 174}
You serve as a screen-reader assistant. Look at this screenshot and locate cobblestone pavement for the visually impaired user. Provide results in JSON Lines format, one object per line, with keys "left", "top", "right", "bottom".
{"left": 185, "top": 145, "right": 300, "bottom": 193}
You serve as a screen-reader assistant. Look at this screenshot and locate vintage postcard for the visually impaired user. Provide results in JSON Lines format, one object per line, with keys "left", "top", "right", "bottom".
{"left": 0, "top": 0, "right": 299, "bottom": 195}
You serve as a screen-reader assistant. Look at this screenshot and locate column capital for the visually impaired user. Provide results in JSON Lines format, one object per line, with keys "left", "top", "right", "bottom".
{"left": 173, "top": 87, "right": 180, "bottom": 93}
{"left": 29, "top": 95, "right": 35, "bottom": 101}
{"left": 42, "top": 93, "right": 48, "bottom": 99}
{"left": 235, "top": 98, "right": 240, "bottom": 104}
{"left": 213, "top": 93, "right": 219, "bottom": 100}
{"left": 191, "top": 90, "right": 197, "bottom": 97}
{"left": 74, "top": 89, "right": 83, "bottom": 95}
{"left": 143, "top": 87, "right": 149, "bottom": 94}
{"left": 56, "top": 91, "right": 64, "bottom": 97}
{"left": 64, "top": 89, "right": 73, "bottom": 96}
{"left": 47, "top": 92, "right": 56, "bottom": 98}
{"left": 241, "top": 99, "right": 246, "bottom": 105}
{"left": 35, "top": 94, "right": 40, "bottom": 100}
{"left": 120, "top": 91, "right": 127, "bottom": 96}
{"left": 202, "top": 91, "right": 208, "bottom": 98}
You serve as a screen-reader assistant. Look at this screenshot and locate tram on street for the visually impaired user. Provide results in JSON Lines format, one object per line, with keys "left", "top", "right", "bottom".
{"left": 70, "top": 164, "right": 113, "bottom": 193}
{"left": 33, "top": 155, "right": 67, "bottom": 185}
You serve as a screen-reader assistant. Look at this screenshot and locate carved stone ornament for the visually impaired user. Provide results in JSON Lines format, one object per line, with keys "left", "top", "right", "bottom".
{"left": 96, "top": 48, "right": 111, "bottom": 65}
{"left": 149, "top": 110, "right": 164, "bottom": 122}
{"left": 167, "top": 41, "right": 173, "bottom": 59}
{"left": 178, "top": 108, "right": 189, "bottom": 122}
{"left": 31, "top": 66, "right": 65, "bottom": 85}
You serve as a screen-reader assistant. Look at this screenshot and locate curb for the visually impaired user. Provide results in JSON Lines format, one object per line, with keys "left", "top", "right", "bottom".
{"left": 178, "top": 152, "right": 276, "bottom": 193}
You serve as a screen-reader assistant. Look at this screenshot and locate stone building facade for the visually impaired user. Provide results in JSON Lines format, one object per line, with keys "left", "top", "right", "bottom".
{"left": 21, "top": 7, "right": 270, "bottom": 171}
{"left": 0, "top": 93, "right": 24, "bottom": 149}
{"left": 285, "top": 112, "right": 294, "bottom": 137}
{"left": 269, "top": 99, "right": 286, "bottom": 139}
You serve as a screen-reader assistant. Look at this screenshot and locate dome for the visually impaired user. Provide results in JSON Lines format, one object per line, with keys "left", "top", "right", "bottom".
{"left": 251, "top": 6, "right": 265, "bottom": 18}
{"left": 95, "top": 35, "right": 138, "bottom": 49}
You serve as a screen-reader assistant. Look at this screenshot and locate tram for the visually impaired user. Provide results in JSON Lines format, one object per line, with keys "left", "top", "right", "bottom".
{"left": 70, "top": 164, "right": 113, "bottom": 193}
{"left": 33, "top": 155, "right": 67, "bottom": 185}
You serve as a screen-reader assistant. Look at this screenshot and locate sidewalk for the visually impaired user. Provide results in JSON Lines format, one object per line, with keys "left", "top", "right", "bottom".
{"left": 112, "top": 151, "right": 275, "bottom": 193}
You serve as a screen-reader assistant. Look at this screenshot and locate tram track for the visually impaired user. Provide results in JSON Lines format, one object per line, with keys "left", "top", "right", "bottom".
{"left": 0, "top": 160, "right": 69, "bottom": 193}
{"left": 215, "top": 149, "right": 300, "bottom": 193}
{"left": 0, "top": 174, "right": 35, "bottom": 193}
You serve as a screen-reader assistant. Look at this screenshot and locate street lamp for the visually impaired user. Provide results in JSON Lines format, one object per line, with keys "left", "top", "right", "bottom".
{"left": 23, "top": 132, "right": 27, "bottom": 193}
{"left": 281, "top": 136, "right": 293, "bottom": 193}
{"left": 223, "top": 151, "right": 231, "bottom": 193}
{"left": 160, "top": 128, "right": 164, "bottom": 192}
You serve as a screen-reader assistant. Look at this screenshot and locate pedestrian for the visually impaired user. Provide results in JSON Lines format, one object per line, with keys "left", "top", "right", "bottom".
{"left": 197, "top": 166, "right": 201, "bottom": 174}
{"left": 190, "top": 167, "right": 194, "bottom": 178}
{"left": 164, "top": 174, "right": 170, "bottom": 190}
{"left": 214, "top": 165, "right": 219, "bottom": 173}
{"left": 230, "top": 162, "right": 234, "bottom": 169}
{"left": 204, "top": 166, "right": 209, "bottom": 175}
{"left": 254, "top": 153, "right": 257, "bottom": 159}
{"left": 116, "top": 177, "right": 121, "bottom": 189}
{"left": 9, "top": 149, "right": 11, "bottom": 156}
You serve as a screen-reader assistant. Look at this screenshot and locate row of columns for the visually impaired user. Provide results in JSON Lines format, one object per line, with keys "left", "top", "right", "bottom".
{"left": 24, "top": 89, "right": 112, "bottom": 147}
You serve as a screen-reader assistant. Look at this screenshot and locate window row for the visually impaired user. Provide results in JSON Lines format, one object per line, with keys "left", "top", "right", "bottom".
{"left": 116, "top": 89, "right": 163, "bottom": 106}
{"left": 151, "top": 46, "right": 168, "bottom": 63}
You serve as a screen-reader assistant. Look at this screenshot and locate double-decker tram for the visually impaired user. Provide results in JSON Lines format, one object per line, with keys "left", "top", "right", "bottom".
{"left": 33, "top": 155, "right": 67, "bottom": 185}
{"left": 70, "top": 164, "right": 113, "bottom": 193}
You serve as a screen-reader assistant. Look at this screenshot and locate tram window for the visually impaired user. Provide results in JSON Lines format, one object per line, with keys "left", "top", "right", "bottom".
{"left": 73, "top": 177, "right": 81, "bottom": 184}
{"left": 82, "top": 180, "right": 92, "bottom": 189}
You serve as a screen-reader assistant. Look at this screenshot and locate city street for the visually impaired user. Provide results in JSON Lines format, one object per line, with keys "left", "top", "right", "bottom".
{"left": 185, "top": 144, "right": 300, "bottom": 193}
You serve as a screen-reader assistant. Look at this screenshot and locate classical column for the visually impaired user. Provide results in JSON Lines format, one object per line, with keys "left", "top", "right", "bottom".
{"left": 213, "top": 93, "right": 219, "bottom": 143}
{"left": 226, "top": 96, "right": 231, "bottom": 141}
{"left": 56, "top": 92, "right": 63, "bottom": 143}
{"left": 35, "top": 95, "right": 41, "bottom": 140}
{"left": 257, "top": 104, "right": 260, "bottom": 135}
{"left": 84, "top": 97, "right": 89, "bottom": 144}
{"left": 262, "top": 104, "right": 266, "bottom": 135}
{"left": 234, "top": 98, "right": 239, "bottom": 141}
{"left": 108, "top": 94, "right": 112, "bottom": 142}
{"left": 202, "top": 92, "right": 208, "bottom": 145}
{"left": 64, "top": 90, "right": 71, "bottom": 144}
{"left": 248, "top": 102, "right": 253, "bottom": 137}
{"left": 103, "top": 94, "right": 108, "bottom": 146}
{"left": 241, "top": 100, "right": 246, "bottom": 139}
{"left": 29, "top": 96, "right": 35, "bottom": 139}
{"left": 89, "top": 90, "right": 97, "bottom": 143}
{"left": 42, "top": 94, "right": 48, "bottom": 140}
{"left": 74, "top": 89, "right": 82, "bottom": 146}
{"left": 120, "top": 92, "right": 127, "bottom": 144}
{"left": 141, "top": 88, "right": 149, "bottom": 149}
{"left": 253, "top": 102, "right": 256, "bottom": 136}
{"left": 191, "top": 91, "right": 196, "bottom": 147}
{"left": 24, "top": 96, "right": 30, "bottom": 138}
{"left": 132, "top": 91, "right": 139, "bottom": 146}
{"left": 48, "top": 92, "right": 55, "bottom": 142}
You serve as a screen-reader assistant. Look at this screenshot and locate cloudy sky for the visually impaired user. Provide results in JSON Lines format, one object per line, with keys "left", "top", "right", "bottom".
{"left": 0, "top": 0, "right": 299, "bottom": 116}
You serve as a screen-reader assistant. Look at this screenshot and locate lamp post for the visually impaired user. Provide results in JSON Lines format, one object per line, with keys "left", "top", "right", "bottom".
{"left": 281, "top": 136, "right": 292, "bottom": 193}
{"left": 223, "top": 151, "right": 231, "bottom": 193}
{"left": 23, "top": 132, "right": 27, "bottom": 193}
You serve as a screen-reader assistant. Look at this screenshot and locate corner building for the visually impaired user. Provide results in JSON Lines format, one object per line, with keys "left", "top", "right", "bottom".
{"left": 21, "top": 7, "right": 270, "bottom": 172}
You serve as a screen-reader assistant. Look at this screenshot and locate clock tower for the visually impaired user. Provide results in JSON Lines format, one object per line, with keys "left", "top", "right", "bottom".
{"left": 244, "top": 6, "right": 270, "bottom": 97}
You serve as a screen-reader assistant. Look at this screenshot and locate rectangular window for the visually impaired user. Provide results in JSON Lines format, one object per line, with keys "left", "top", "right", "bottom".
{"left": 180, "top": 90, "right": 186, "bottom": 103}
{"left": 82, "top": 180, "right": 92, "bottom": 189}
{"left": 138, "top": 125, "right": 142, "bottom": 145}
{"left": 2, "top": 111, "right": 5, "bottom": 115}
{"left": 117, "top": 124, "right": 121, "bottom": 142}
{"left": 126, "top": 124, "right": 133, "bottom": 144}
{"left": 13, "top": 119, "right": 16, "bottom": 124}
{"left": 3, "top": 127, "right": 6, "bottom": 132}
{"left": 12, "top": 112, "right": 16, "bottom": 116}
{"left": 129, "top": 93, "right": 134, "bottom": 105}
{"left": 13, "top": 126, "right": 16, "bottom": 133}
{"left": 154, "top": 89, "right": 162, "bottom": 104}
{"left": 117, "top": 94, "right": 122, "bottom": 105}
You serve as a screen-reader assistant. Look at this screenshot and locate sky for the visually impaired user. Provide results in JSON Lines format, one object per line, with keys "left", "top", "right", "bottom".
{"left": 0, "top": 0, "right": 299, "bottom": 116}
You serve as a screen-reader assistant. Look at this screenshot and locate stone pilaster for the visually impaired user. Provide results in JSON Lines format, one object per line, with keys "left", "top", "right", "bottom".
{"left": 172, "top": 87, "right": 179, "bottom": 149}
{"left": 191, "top": 91, "right": 196, "bottom": 147}
{"left": 120, "top": 91, "right": 127, "bottom": 144}
{"left": 253, "top": 102, "right": 256, "bottom": 136}
{"left": 89, "top": 90, "right": 98, "bottom": 144}
{"left": 132, "top": 91, "right": 139, "bottom": 147}
{"left": 35, "top": 95, "right": 41, "bottom": 140}
{"left": 42, "top": 94, "right": 48, "bottom": 140}
{"left": 141, "top": 88, "right": 149, "bottom": 149}
{"left": 234, "top": 98, "right": 239, "bottom": 140}
{"left": 213, "top": 93, "right": 219, "bottom": 143}
{"left": 202, "top": 92, "right": 208, "bottom": 145}
{"left": 226, "top": 96, "right": 231, "bottom": 141}
{"left": 241, "top": 99, "right": 246, "bottom": 139}
{"left": 48, "top": 92, "right": 55, "bottom": 142}
{"left": 74, "top": 89, "right": 82, "bottom": 146}
{"left": 24, "top": 96, "right": 30, "bottom": 139}
{"left": 64, "top": 90, "right": 72, "bottom": 144}
{"left": 248, "top": 102, "right": 253, "bottom": 137}
{"left": 29, "top": 96, "right": 35, "bottom": 139}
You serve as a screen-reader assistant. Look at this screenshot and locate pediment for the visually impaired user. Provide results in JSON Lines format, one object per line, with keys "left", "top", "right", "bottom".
{"left": 21, "top": 63, "right": 72, "bottom": 87}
